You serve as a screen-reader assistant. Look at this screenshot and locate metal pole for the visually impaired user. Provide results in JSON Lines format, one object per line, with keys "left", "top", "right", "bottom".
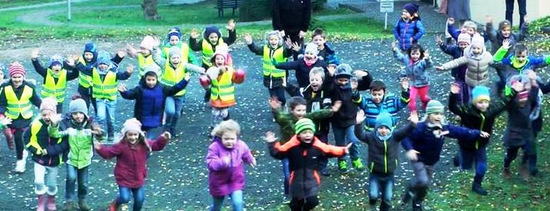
{"left": 67, "top": 0, "right": 71, "bottom": 21}
{"left": 384, "top": 12, "right": 388, "bottom": 30}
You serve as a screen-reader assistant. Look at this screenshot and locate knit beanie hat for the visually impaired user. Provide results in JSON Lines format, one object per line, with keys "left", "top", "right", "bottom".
{"left": 40, "top": 97, "right": 58, "bottom": 115}
{"left": 167, "top": 27, "right": 181, "bottom": 40}
{"left": 471, "top": 86, "right": 491, "bottom": 104}
{"left": 375, "top": 112, "right": 393, "bottom": 140}
{"left": 457, "top": 33, "right": 471, "bottom": 45}
{"left": 69, "top": 98, "right": 88, "bottom": 117}
{"left": 265, "top": 31, "right": 282, "bottom": 46}
{"left": 295, "top": 118, "right": 316, "bottom": 134}
{"left": 471, "top": 34, "right": 485, "bottom": 49}
{"left": 9, "top": 62, "right": 25, "bottom": 77}
{"left": 462, "top": 21, "right": 478, "bottom": 31}
{"left": 49, "top": 55, "right": 63, "bottom": 67}
{"left": 403, "top": 3, "right": 419, "bottom": 15}
{"left": 426, "top": 100, "right": 445, "bottom": 115}
{"left": 335, "top": 63, "right": 353, "bottom": 79}
{"left": 140, "top": 35, "right": 155, "bottom": 51}
{"left": 84, "top": 42, "right": 97, "bottom": 54}
{"left": 304, "top": 43, "right": 319, "bottom": 56}
{"left": 210, "top": 49, "right": 228, "bottom": 64}
{"left": 507, "top": 74, "right": 530, "bottom": 100}
{"left": 121, "top": 118, "right": 142, "bottom": 134}
{"left": 204, "top": 26, "right": 221, "bottom": 40}
{"left": 169, "top": 46, "right": 181, "bottom": 58}
{"left": 96, "top": 51, "right": 111, "bottom": 66}
{"left": 143, "top": 64, "right": 161, "bottom": 77}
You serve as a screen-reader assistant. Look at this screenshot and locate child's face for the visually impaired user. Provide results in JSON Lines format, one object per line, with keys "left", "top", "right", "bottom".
{"left": 268, "top": 35, "right": 279, "bottom": 48}
{"left": 309, "top": 74, "right": 323, "bottom": 91}
{"left": 10, "top": 74, "right": 23, "bottom": 87}
{"left": 336, "top": 77, "right": 349, "bottom": 86}
{"left": 515, "top": 51, "right": 528, "bottom": 63}
{"left": 51, "top": 64, "right": 62, "bottom": 72}
{"left": 169, "top": 36, "right": 180, "bottom": 46}
{"left": 304, "top": 51, "right": 317, "bottom": 62}
{"left": 458, "top": 42, "right": 470, "bottom": 50}
{"left": 428, "top": 112, "right": 444, "bottom": 125}
{"left": 71, "top": 112, "right": 85, "bottom": 123}
{"left": 500, "top": 27, "right": 511, "bottom": 38}
{"left": 370, "top": 89, "right": 385, "bottom": 104}
{"left": 125, "top": 131, "right": 140, "bottom": 144}
{"left": 98, "top": 63, "right": 109, "bottom": 71}
{"left": 298, "top": 129, "right": 314, "bottom": 143}
{"left": 410, "top": 50, "right": 421, "bottom": 62}
{"left": 84, "top": 52, "right": 94, "bottom": 62}
{"left": 208, "top": 33, "right": 219, "bottom": 45}
{"left": 221, "top": 131, "right": 238, "bottom": 149}
{"left": 170, "top": 54, "right": 181, "bottom": 66}
{"left": 472, "top": 46, "right": 482, "bottom": 55}
{"left": 377, "top": 126, "right": 390, "bottom": 137}
{"left": 140, "top": 47, "right": 151, "bottom": 56}
{"left": 464, "top": 27, "right": 476, "bottom": 36}
{"left": 312, "top": 35, "right": 326, "bottom": 49}
{"left": 291, "top": 104, "right": 307, "bottom": 119}
{"left": 474, "top": 100, "right": 490, "bottom": 112}
{"left": 214, "top": 55, "right": 225, "bottom": 67}
{"left": 401, "top": 9, "right": 412, "bottom": 20}
{"left": 40, "top": 110, "right": 52, "bottom": 124}
{"left": 145, "top": 75, "right": 157, "bottom": 88}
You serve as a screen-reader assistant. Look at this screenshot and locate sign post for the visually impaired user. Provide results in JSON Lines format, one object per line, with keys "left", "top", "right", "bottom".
{"left": 380, "top": 0, "right": 394, "bottom": 30}
{"left": 67, "top": 0, "right": 71, "bottom": 21}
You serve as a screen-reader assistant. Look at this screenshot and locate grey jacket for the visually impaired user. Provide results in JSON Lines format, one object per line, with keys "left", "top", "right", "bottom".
{"left": 440, "top": 46, "right": 493, "bottom": 87}
{"left": 394, "top": 49, "right": 432, "bottom": 87}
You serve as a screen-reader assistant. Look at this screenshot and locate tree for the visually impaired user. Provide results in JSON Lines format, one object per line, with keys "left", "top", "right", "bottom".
{"left": 142, "top": 0, "right": 161, "bottom": 20}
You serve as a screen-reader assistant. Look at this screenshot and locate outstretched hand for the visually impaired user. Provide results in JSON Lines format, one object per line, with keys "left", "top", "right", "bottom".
{"left": 408, "top": 111, "right": 419, "bottom": 125}
{"left": 356, "top": 109, "right": 366, "bottom": 124}
{"left": 244, "top": 33, "right": 253, "bottom": 45}
{"left": 162, "top": 131, "right": 172, "bottom": 141}
{"left": 31, "top": 48, "right": 40, "bottom": 59}
{"left": 268, "top": 97, "right": 282, "bottom": 110}
{"left": 406, "top": 149, "right": 420, "bottom": 161}
{"left": 117, "top": 84, "right": 127, "bottom": 92}
{"left": 331, "top": 100, "right": 342, "bottom": 112}
{"left": 480, "top": 131, "right": 490, "bottom": 138}
{"left": 450, "top": 82, "right": 461, "bottom": 94}
{"left": 263, "top": 131, "right": 277, "bottom": 143}
{"left": 190, "top": 29, "right": 200, "bottom": 39}
{"left": 344, "top": 143, "right": 353, "bottom": 154}
{"left": 226, "top": 19, "right": 236, "bottom": 31}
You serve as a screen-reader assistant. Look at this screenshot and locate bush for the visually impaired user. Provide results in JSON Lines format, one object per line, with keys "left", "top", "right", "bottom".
{"left": 239, "top": 0, "right": 271, "bottom": 22}
{"left": 312, "top": 0, "right": 326, "bottom": 11}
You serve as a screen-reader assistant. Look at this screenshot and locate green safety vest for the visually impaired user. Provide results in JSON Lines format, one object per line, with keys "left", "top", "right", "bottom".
{"left": 210, "top": 68, "right": 235, "bottom": 102}
{"left": 136, "top": 54, "right": 155, "bottom": 78}
{"left": 78, "top": 56, "right": 93, "bottom": 88}
{"left": 92, "top": 69, "right": 118, "bottom": 101}
{"left": 41, "top": 68, "right": 67, "bottom": 103}
{"left": 161, "top": 62, "right": 187, "bottom": 96}
{"left": 4, "top": 85, "right": 34, "bottom": 119}
{"left": 201, "top": 39, "right": 226, "bottom": 67}
{"left": 262, "top": 45, "right": 287, "bottom": 78}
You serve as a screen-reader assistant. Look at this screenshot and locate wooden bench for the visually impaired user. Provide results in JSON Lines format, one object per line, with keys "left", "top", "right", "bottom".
{"left": 216, "top": 0, "right": 240, "bottom": 17}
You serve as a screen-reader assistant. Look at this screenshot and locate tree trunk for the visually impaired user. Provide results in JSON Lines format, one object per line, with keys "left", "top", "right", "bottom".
{"left": 142, "top": 0, "right": 161, "bottom": 20}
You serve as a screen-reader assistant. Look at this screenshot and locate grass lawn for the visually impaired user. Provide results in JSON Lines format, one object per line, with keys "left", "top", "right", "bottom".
{"left": 0, "top": 0, "right": 59, "bottom": 8}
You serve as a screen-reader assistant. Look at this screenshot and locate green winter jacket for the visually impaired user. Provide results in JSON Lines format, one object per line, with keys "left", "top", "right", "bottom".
{"left": 273, "top": 108, "right": 333, "bottom": 144}
{"left": 48, "top": 116, "right": 100, "bottom": 169}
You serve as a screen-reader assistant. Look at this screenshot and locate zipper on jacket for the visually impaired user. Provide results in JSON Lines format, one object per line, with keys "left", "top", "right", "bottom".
{"left": 384, "top": 141, "right": 388, "bottom": 173}
{"left": 477, "top": 113, "right": 486, "bottom": 149}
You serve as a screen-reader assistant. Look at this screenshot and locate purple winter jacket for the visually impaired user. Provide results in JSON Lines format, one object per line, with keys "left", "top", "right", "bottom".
{"left": 206, "top": 137, "right": 255, "bottom": 197}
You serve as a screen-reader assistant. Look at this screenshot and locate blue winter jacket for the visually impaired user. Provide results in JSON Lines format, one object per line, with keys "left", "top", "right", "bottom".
{"left": 394, "top": 50, "right": 432, "bottom": 87}
{"left": 401, "top": 122, "right": 481, "bottom": 165}
{"left": 393, "top": 18, "right": 425, "bottom": 51}
{"left": 352, "top": 91, "right": 409, "bottom": 130}
{"left": 439, "top": 44, "right": 467, "bottom": 81}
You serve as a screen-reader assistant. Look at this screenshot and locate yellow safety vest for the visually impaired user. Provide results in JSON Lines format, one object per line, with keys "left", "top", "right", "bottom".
{"left": 4, "top": 85, "right": 34, "bottom": 119}
{"left": 78, "top": 56, "right": 93, "bottom": 88}
{"left": 25, "top": 120, "right": 63, "bottom": 156}
{"left": 210, "top": 68, "right": 235, "bottom": 102}
{"left": 201, "top": 39, "right": 226, "bottom": 67}
{"left": 161, "top": 62, "right": 187, "bottom": 96}
{"left": 136, "top": 54, "right": 155, "bottom": 78}
{"left": 91, "top": 69, "right": 118, "bottom": 101}
{"left": 41, "top": 68, "right": 67, "bottom": 103}
{"left": 262, "top": 45, "right": 287, "bottom": 78}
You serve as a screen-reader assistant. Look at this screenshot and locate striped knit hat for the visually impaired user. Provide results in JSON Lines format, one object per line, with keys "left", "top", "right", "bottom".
{"left": 9, "top": 62, "right": 25, "bottom": 77}
{"left": 295, "top": 118, "right": 316, "bottom": 134}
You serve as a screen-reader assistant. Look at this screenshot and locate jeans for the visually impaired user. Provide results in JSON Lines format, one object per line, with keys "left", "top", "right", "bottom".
{"left": 333, "top": 125, "right": 359, "bottom": 160}
{"left": 503, "top": 144, "right": 527, "bottom": 168}
{"left": 282, "top": 158, "right": 290, "bottom": 195}
{"left": 522, "top": 132, "right": 538, "bottom": 174}
{"left": 211, "top": 107, "right": 230, "bottom": 128}
{"left": 459, "top": 146, "right": 487, "bottom": 185}
{"left": 210, "top": 190, "right": 244, "bottom": 211}
{"left": 289, "top": 195, "right": 318, "bottom": 211}
{"left": 369, "top": 173, "right": 394, "bottom": 211}
{"left": 268, "top": 87, "right": 286, "bottom": 106}
{"left": 406, "top": 161, "right": 434, "bottom": 203}
{"left": 95, "top": 98, "right": 117, "bottom": 138}
{"left": 34, "top": 163, "right": 59, "bottom": 195}
{"left": 143, "top": 126, "right": 163, "bottom": 140}
{"left": 116, "top": 186, "right": 145, "bottom": 211}
{"left": 409, "top": 86, "right": 431, "bottom": 112}
{"left": 164, "top": 96, "right": 185, "bottom": 134}
{"left": 505, "top": 0, "right": 527, "bottom": 27}
{"left": 65, "top": 165, "right": 89, "bottom": 201}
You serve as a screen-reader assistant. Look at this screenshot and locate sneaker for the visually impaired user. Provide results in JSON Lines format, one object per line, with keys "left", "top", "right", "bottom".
{"left": 46, "top": 195, "right": 57, "bottom": 211}
{"left": 338, "top": 160, "right": 348, "bottom": 173}
{"left": 472, "top": 183, "right": 488, "bottom": 196}
{"left": 78, "top": 199, "right": 90, "bottom": 211}
{"left": 108, "top": 200, "right": 118, "bottom": 211}
{"left": 37, "top": 194, "right": 46, "bottom": 211}
{"left": 352, "top": 158, "right": 365, "bottom": 171}
{"left": 63, "top": 201, "right": 77, "bottom": 211}
{"left": 282, "top": 195, "right": 291, "bottom": 204}
{"left": 14, "top": 159, "right": 25, "bottom": 173}
{"left": 519, "top": 163, "right": 531, "bottom": 182}
{"left": 502, "top": 168, "right": 511, "bottom": 179}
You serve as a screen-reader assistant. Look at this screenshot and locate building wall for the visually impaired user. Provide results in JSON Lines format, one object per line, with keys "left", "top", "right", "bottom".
{"left": 470, "top": 0, "right": 549, "bottom": 26}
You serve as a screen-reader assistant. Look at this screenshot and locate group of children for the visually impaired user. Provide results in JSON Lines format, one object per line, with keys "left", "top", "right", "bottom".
{"left": 0, "top": 3, "right": 548, "bottom": 210}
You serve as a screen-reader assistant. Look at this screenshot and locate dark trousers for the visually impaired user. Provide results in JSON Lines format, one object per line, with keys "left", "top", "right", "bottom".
{"left": 316, "top": 132, "right": 329, "bottom": 171}
{"left": 12, "top": 127, "right": 25, "bottom": 159}
{"left": 505, "top": 0, "right": 527, "bottom": 27}
{"left": 268, "top": 87, "right": 287, "bottom": 106}
{"left": 289, "top": 195, "right": 319, "bottom": 211}
{"left": 503, "top": 144, "right": 527, "bottom": 168}
{"left": 459, "top": 146, "right": 488, "bottom": 185}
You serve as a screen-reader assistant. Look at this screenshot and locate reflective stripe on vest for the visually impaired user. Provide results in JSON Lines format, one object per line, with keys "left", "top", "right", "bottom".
{"left": 201, "top": 39, "right": 226, "bottom": 67}
{"left": 161, "top": 62, "right": 187, "bottom": 96}
{"left": 92, "top": 69, "right": 118, "bottom": 100}
{"left": 78, "top": 56, "right": 93, "bottom": 88}
{"left": 4, "top": 85, "right": 34, "bottom": 119}
{"left": 136, "top": 54, "right": 155, "bottom": 77}
{"left": 210, "top": 68, "right": 235, "bottom": 101}
{"left": 41, "top": 68, "right": 67, "bottom": 103}
{"left": 262, "top": 45, "right": 287, "bottom": 78}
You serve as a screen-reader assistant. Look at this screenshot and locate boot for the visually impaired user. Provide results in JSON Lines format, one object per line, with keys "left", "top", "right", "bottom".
{"left": 338, "top": 160, "right": 348, "bottom": 173}
{"left": 14, "top": 159, "right": 26, "bottom": 173}
{"left": 108, "top": 200, "right": 119, "bottom": 211}
{"left": 47, "top": 195, "right": 57, "bottom": 211}
{"left": 401, "top": 189, "right": 413, "bottom": 205}
{"left": 37, "top": 194, "right": 46, "bottom": 211}
{"left": 452, "top": 155, "right": 460, "bottom": 167}
{"left": 519, "top": 163, "right": 530, "bottom": 182}
{"left": 3, "top": 128, "right": 14, "bottom": 150}
{"left": 472, "top": 182, "right": 488, "bottom": 196}
{"left": 63, "top": 200, "right": 76, "bottom": 211}
{"left": 502, "top": 167, "right": 511, "bottom": 179}
{"left": 78, "top": 199, "right": 90, "bottom": 211}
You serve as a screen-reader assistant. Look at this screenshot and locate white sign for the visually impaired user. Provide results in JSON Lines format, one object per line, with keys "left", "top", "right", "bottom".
{"left": 380, "top": 0, "right": 394, "bottom": 13}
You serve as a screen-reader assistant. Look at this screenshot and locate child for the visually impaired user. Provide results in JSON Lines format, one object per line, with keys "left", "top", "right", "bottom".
{"left": 401, "top": 100, "right": 488, "bottom": 210}
{"left": 352, "top": 79, "right": 410, "bottom": 131}
{"left": 153, "top": 44, "right": 205, "bottom": 135}
{"left": 24, "top": 97, "right": 68, "bottom": 211}
{"left": 486, "top": 16, "right": 529, "bottom": 54}
{"left": 77, "top": 51, "right": 133, "bottom": 142}
{"left": 126, "top": 35, "right": 161, "bottom": 78}
{"left": 0, "top": 63, "right": 15, "bottom": 151}
{"left": 48, "top": 96, "right": 102, "bottom": 211}
{"left": 118, "top": 66, "right": 190, "bottom": 139}
{"left": 446, "top": 18, "right": 478, "bottom": 42}
{"left": 436, "top": 33, "right": 471, "bottom": 103}
{"left": 392, "top": 43, "right": 432, "bottom": 111}
{"left": 244, "top": 31, "right": 293, "bottom": 105}
{"left": 331, "top": 64, "right": 363, "bottom": 172}
{"left": 393, "top": 3, "right": 425, "bottom": 51}
{"left": 206, "top": 120, "right": 256, "bottom": 211}
{"left": 448, "top": 83, "right": 518, "bottom": 195}
{"left": 0, "top": 62, "right": 42, "bottom": 173}
{"left": 95, "top": 118, "right": 171, "bottom": 211}
{"left": 31, "top": 49, "right": 79, "bottom": 113}
{"left": 355, "top": 111, "right": 418, "bottom": 211}
{"left": 265, "top": 118, "right": 351, "bottom": 211}
{"left": 311, "top": 28, "right": 340, "bottom": 65}
{"left": 436, "top": 34, "right": 493, "bottom": 102}
{"left": 274, "top": 43, "right": 329, "bottom": 90}
{"left": 160, "top": 27, "right": 199, "bottom": 65}
{"left": 502, "top": 74, "right": 539, "bottom": 182}
{"left": 203, "top": 50, "right": 245, "bottom": 128}
{"left": 493, "top": 40, "right": 550, "bottom": 75}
